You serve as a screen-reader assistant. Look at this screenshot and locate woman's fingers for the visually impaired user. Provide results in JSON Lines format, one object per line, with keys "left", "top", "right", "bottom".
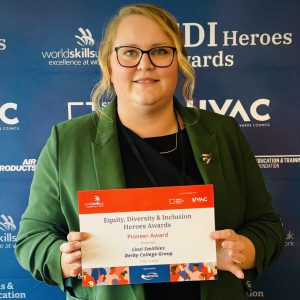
{"left": 67, "top": 231, "right": 88, "bottom": 242}
{"left": 61, "top": 251, "right": 82, "bottom": 278}
{"left": 228, "top": 263, "right": 245, "bottom": 279}
{"left": 210, "top": 229, "right": 247, "bottom": 279}
{"left": 222, "top": 240, "right": 244, "bottom": 252}
{"left": 60, "top": 241, "right": 81, "bottom": 253}
{"left": 210, "top": 229, "right": 244, "bottom": 252}
{"left": 229, "top": 250, "right": 246, "bottom": 264}
{"left": 63, "top": 250, "right": 82, "bottom": 264}
{"left": 60, "top": 231, "right": 88, "bottom": 279}
{"left": 210, "top": 229, "right": 237, "bottom": 241}
{"left": 210, "top": 229, "right": 256, "bottom": 277}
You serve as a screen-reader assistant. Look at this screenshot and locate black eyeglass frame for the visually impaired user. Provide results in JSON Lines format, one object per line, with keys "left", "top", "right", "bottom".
{"left": 114, "top": 46, "right": 177, "bottom": 68}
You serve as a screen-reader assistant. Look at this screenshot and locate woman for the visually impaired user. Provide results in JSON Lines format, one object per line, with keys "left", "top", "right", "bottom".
{"left": 15, "top": 3, "right": 284, "bottom": 300}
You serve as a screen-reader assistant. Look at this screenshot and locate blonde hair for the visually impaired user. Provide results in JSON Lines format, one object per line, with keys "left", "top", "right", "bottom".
{"left": 91, "top": 3, "right": 195, "bottom": 111}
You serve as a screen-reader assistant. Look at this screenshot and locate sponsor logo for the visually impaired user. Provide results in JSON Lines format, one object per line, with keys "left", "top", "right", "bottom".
{"left": 141, "top": 272, "right": 159, "bottom": 281}
{"left": 67, "top": 101, "right": 94, "bottom": 119}
{"left": 188, "top": 98, "right": 271, "bottom": 126}
{"left": 180, "top": 22, "right": 293, "bottom": 68}
{"left": 192, "top": 197, "right": 208, "bottom": 203}
{"left": 0, "top": 103, "right": 19, "bottom": 125}
{"left": 0, "top": 214, "right": 17, "bottom": 249}
{"left": 0, "top": 102, "right": 20, "bottom": 131}
{"left": 255, "top": 155, "right": 300, "bottom": 169}
{"left": 67, "top": 98, "right": 269, "bottom": 125}
{"left": 0, "top": 281, "right": 27, "bottom": 299}
{"left": 0, "top": 159, "right": 36, "bottom": 172}
{"left": 0, "top": 38, "right": 6, "bottom": 51}
{"left": 67, "top": 100, "right": 111, "bottom": 119}
{"left": 41, "top": 28, "right": 98, "bottom": 66}
{"left": 285, "top": 230, "right": 295, "bottom": 247}
{"left": 169, "top": 198, "right": 184, "bottom": 205}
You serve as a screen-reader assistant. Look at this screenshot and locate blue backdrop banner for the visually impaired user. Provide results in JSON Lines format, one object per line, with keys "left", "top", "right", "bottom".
{"left": 0, "top": 0, "right": 299, "bottom": 299}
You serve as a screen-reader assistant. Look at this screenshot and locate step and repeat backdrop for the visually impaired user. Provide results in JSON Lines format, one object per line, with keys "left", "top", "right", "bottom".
{"left": 0, "top": 0, "right": 299, "bottom": 299}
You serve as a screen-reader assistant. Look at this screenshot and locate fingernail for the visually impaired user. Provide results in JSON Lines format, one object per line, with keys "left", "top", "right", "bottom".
{"left": 82, "top": 232, "right": 90, "bottom": 239}
{"left": 59, "top": 243, "right": 64, "bottom": 251}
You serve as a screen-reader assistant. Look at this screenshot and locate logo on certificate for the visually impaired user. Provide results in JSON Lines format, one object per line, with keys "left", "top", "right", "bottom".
{"left": 141, "top": 272, "right": 159, "bottom": 281}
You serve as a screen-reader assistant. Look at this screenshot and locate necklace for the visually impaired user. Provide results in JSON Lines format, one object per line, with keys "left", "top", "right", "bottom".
{"left": 159, "top": 111, "right": 180, "bottom": 155}
{"left": 159, "top": 132, "right": 178, "bottom": 154}
{"left": 118, "top": 108, "right": 186, "bottom": 186}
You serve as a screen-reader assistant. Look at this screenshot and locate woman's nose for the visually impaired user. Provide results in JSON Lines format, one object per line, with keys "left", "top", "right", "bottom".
{"left": 137, "top": 53, "right": 155, "bottom": 70}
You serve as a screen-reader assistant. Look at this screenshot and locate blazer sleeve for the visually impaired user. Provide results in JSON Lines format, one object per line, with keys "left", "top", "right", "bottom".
{"left": 15, "top": 125, "right": 68, "bottom": 290}
{"left": 233, "top": 119, "right": 285, "bottom": 278}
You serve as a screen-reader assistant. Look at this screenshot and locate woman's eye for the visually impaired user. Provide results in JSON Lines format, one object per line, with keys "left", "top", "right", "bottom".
{"left": 152, "top": 48, "right": 169, "bottom": 56}
{"left": 123, "top": 49, "right": 139, "bottom": 57}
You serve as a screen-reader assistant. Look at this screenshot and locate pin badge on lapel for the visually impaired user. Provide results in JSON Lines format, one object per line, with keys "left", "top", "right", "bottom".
{"left": 201, "top": 153, "right": 213, "bottom": 165}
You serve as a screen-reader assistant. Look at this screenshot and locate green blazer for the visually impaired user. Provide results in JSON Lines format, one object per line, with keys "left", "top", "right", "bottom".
{"left": 15, "top": 99, "right": 284, "bottom": 300}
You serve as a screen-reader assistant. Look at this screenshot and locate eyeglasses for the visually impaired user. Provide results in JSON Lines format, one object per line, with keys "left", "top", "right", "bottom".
{"left": 114, "top": 46, "right": 177, "bottom": 68}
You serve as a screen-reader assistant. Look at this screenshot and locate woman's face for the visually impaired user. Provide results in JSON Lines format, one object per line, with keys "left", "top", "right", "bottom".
{"left": 110, "top": 14, "right": 178, "bottom": 111}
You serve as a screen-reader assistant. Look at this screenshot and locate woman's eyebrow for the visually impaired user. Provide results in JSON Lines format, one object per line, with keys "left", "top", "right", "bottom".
{"left": 115, "top": 42, "right": 172, "bottom": 48}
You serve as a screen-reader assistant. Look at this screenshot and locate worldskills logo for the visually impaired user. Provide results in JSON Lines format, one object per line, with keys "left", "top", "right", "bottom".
{"left": 41, "top": 27, "right": 98, "bottom": 66}
{"left": 0, "top": 214, "right": 17, "bottom": 249}
{"left": 93, "top": 196, "right": 104, "bottom": 208}
{"left": 75, "top": 28, "right": 95, "bottom": 47}
{"left": 83, "top": 196, "right": 104, "bottom": 209}
{"left": 0, "top": 215, "right": 16, "bottom": 232}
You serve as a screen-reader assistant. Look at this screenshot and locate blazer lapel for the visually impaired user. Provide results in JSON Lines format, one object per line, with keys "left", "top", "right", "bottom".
{"left": 178, "top": 104, "right": 226, "bottom": 188}
{"left": 91, "top": 99, "right": 126, "bottom": 189}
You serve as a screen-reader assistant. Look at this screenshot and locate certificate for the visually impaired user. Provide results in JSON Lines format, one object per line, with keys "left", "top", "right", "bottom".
{"left": 78, "top": 184, "right": 217, "bottom": 286}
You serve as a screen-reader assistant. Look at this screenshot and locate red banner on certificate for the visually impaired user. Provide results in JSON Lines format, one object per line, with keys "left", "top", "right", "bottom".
{"left": 78, "top": 184, "right": 217, "bottom": 286}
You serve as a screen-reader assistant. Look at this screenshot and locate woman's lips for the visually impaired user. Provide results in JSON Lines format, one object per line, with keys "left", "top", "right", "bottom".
{"left": 133, "top": 78, "right": 159, "bottom": 84}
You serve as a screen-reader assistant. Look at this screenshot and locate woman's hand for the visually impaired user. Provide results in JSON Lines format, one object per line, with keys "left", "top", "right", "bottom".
{"left": 210, "top": 229, "right": 256, "bottom": 279}
{"left": 60, "top": 232, "right": 88, "bottom": 279}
